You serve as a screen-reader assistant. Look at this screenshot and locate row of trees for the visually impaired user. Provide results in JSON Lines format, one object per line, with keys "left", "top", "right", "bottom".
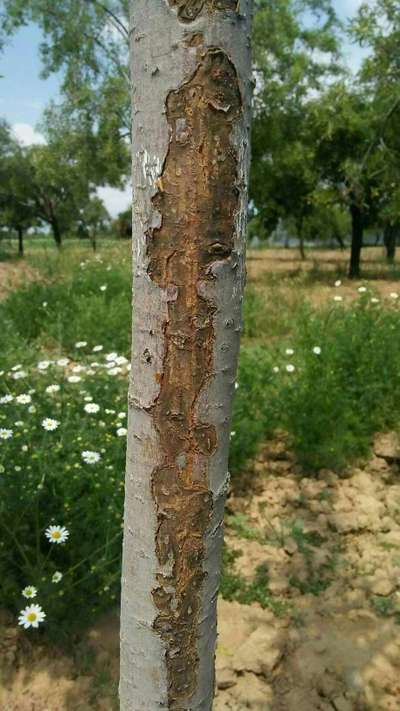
{"left": 0, "top": 119, "right": 110, "bottom": 252}
{"left": 1, "top": 0, "right": 400, "bottom": 274}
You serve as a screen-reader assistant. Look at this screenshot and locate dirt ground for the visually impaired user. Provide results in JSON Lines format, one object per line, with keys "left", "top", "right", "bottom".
{"left": 0, "top": 260, "right": 38, "bottom": 299}
{"left": 2, "top": 432, "right": 400, "bottom": 710}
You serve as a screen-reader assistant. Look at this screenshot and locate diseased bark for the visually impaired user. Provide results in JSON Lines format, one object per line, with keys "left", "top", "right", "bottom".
{"left": 120, "top": 2, "right": 253, "bottom": 710}
{"left": 349, "top": 203, "right": 363, "bottom": 279}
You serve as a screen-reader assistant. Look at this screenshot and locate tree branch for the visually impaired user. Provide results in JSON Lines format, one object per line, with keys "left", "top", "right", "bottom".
{"left": 84, "top": 0, "right": 129, "bottom": 39}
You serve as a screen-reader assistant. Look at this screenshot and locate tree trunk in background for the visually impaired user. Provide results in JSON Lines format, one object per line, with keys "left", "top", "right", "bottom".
{"left": 334, "top": 232, "right": 345, "bottom": 251}
{"left": 297, "top": 217, "right": 305, "bottom": 260}
{"left": 120, "top": 2, "right": 253, "bottom": 709}
{"left": 349, "top": 203, "right": 363, "bottom": 278}
{"left": 51, "top": 219, "right": 62, "bottom": 248}
{"left": 384, "top": 225, "right": 396, "bottom": 264}
{"left": 17, "top": 227, "right": 24, "bottom": 257}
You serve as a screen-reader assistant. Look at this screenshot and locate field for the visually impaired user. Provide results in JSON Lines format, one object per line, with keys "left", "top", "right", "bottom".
{"left": 1, "top": 241, "right": 400, "bottom": 710}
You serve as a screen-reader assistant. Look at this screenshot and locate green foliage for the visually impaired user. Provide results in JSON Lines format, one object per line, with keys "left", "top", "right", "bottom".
{"left": 231, "top": 285, "right": 400, "bottom": 475}
{"left": 229, "top": 344, "right": 279, "bottom": 474}
{"left": 0, "top": 351, "right": 128, "bottom": 637}
{"left": 0, "top": 255, "right": 132, "bottom": 356}
{"left": 220, "top": 548, "right": 290, "bottom": 616}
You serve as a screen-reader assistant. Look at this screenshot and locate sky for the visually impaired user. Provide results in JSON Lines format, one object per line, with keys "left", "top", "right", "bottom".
{"left": 0, "top": 0, "right": 368, "bottom": 217}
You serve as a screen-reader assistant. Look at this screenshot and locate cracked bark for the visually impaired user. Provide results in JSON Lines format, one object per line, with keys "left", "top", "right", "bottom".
{"left": 120, "top": 2, "right": 253, "bottom": 710}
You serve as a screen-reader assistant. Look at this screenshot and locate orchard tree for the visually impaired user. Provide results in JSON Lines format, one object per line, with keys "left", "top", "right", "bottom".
{"left": 250, "top": 0, "right": 341, "bottom": 254}
{"left": 120, "top": 2, "right": 253, "bottom": 709}
{"left": 308, "top": 83, "right": 380, "bottom": 277}
{"left": 0, "top": 121, "right": 37, "bottom": 255}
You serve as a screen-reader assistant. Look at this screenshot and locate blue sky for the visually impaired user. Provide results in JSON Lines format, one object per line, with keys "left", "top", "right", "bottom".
{"left": 0, "top": 0, "right": 368, "bottom": 214}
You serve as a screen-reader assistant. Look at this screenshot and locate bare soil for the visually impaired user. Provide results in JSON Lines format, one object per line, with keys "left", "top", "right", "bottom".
{"left": 2, "top": 433, "right": 400, "bottom": 710}
{"left": 0, "top": 261, "right": 38, "bottom": 300}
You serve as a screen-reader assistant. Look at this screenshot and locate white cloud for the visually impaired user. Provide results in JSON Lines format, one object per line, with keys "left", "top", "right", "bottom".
{"left": 97, "top": 184, "right": 131, "bottom": 218}
{"left": 12, "top": 123, "right": 46, "bottom": 146}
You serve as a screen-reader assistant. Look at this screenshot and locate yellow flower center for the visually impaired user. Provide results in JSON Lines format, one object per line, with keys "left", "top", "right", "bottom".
{"left": 27, "top": 613, "right": 37, "bottom": 622}
{"left": 52, "top": 531, "right": 61, "bottom": 539}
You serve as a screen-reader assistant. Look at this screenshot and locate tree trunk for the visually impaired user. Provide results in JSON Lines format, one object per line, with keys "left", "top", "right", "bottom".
{"left": 120, "top": 2, "right": 253, "bottom": 710}
{"left": 51, "top": 219, "right": 62, "bottom": 248}
{"left": 17, "top": 227, "right": 24, "bottom": 257}
{"left": 297, "top": 217, "right": 305, "bottom": 260}
{"left": 349, "top": 203, "right": 363, "bottom": 278}
{"left": 384, "top": 225, "right": 396, "bottom": 264}
{"left": 334, "top": 232, "right": 345, "bottom": 251}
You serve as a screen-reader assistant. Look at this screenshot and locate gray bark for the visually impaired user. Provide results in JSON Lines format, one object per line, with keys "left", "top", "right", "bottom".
{"left": 120, "top": 2, "right": 253, "bottom": 709}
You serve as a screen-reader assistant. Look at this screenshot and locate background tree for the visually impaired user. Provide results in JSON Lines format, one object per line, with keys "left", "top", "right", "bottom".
{"left": 0, "top": 121, "right": 37, "bottom": 255}
{"left": 250, "top": 0, "right": 341, "bottom": 256}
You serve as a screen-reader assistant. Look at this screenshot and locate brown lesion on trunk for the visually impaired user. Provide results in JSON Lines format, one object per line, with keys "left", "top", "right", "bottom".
{"left": 147, "top": 49, "right": 241, "bottom": 707}
{"left": 168, "top": 0, "right": 238, "bottom": 23}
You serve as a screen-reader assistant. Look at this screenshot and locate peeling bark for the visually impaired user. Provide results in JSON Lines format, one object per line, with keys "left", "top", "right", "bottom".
{"left": 168, "top": 0, "right": 238, "bottom": 23}
{"left": 149, "top": 49, "right": 241, "bottom": 706}
{"left": 120, "top": 2, "right": 253, "bottom": 709}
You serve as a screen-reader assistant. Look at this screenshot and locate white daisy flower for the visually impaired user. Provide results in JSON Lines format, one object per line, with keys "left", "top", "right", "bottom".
{"left": 67, "top": 375, "right": 81, "bottom": 383}
{"left": 72, "top": 365, "right": 84, "bottom": 374}
{"left": 313, "top": 347, "right": 322, "bottom": 355}
{"left": 37, "top": 361, "right": 51, "bottom": 370}
{"left": 16, "top": 394, "right": 32, "bottom": 404}
{"left": 371, "top": 297, "right": 380, "bottom": 304}
{"left": 116, "top": 427, "right": 127, "bottom": 437}
{"left": 0, "top": 429, "right": 13, "bottom": 440}
{"left": 22, "top": 445, "right": 29, "bottom": 452}
{"left": 100, "top": 285, "right": 107, "bottom": 291}
{"left": 82, "top": 450, "right": 101, "bottom": 464}
{"left": 75, "top": 341, "right": 87, "bottom": 348}
{"left": 390, "top": 292, "right": 399, "bottom": 300}
{"left": 286, "top": 364, "right": 296, "bottom": 373}
{"left": 117, "top": 412, "right": 126, "bottom": 419}
{"left": 12, "top": 371, "right": 27, "bottom": 380}
{"left": 57, "top": 358, "right": 69, "bottom": 367}
{"left": 45, "top": 384, "right": 60, "bottom": 394}
{"left": 42, "top": 301, "right": 48, "bottom": 307}
{"left": 285, "top": 348, "right": 295, "bottom": 356}
{"left": 358, "top": 286, "right": 367, "bottom": 293}
{"left": 126, "top": 364, "right": 131, "bottom": 371}
{"left": 333, "top": 295, "right": 343, "bottom": 302}
{"left": 11, "top": 364, "right": 22, "bottom": 371}
{"left": 273, "top": 366, "right": 280, "bottom": 373}
{"left": 115, "top": 356, "right": 128, "bottom": 365}
{"left": 14, "top": 420, "right": 24, "bottom": 427}
{"left": 334, "top": 280, "right": 342, "bottom": 287}
{"left": 28, "top": 405, "right": 36, "bottom": 413}
{"left": 92, "top": 345, "right": 103, "bottom": 352}
{"left": 18, "top": 604, "right": 46, "bottom": 629}
{"left": 230, "top": 431, "right": 236, "bottom": 438}
{"left": 22, "top": 585, "right": 37, "bottom": 599}
{"left": 86, "top": 369, "right": 95, "bottom": 376}
{"left": 84, "top": 403, "right": 100, "bottom": 414}
{"left": 105, "top": 409, "right": 116, "bottom": 415}
{"left": 105, "top": 352, "right": 118, "bottom": 362}
{"left": 84, "top": 395, "right": 93, "bottom": 401}
{"left": 0, "top": 395, "right": 14, "bottom": 404}
{"left": 108, "top": 367, "right": 122, "bottom": 376}
{"left": 52, "top": 571, "right": 63, "bottom": 584}
{"left": 41, "top": 418, "right": 60, "bottom": 431}
{"left": 45, "top": 525, "right": 69, "bottom": 544}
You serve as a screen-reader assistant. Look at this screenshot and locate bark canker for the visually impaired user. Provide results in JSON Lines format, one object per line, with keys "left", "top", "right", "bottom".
{"left": 147, "top": 48, "right": 241, "bottom": 707}
{"left": 168, "top": 0, "right": 238, "bottom": 22}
